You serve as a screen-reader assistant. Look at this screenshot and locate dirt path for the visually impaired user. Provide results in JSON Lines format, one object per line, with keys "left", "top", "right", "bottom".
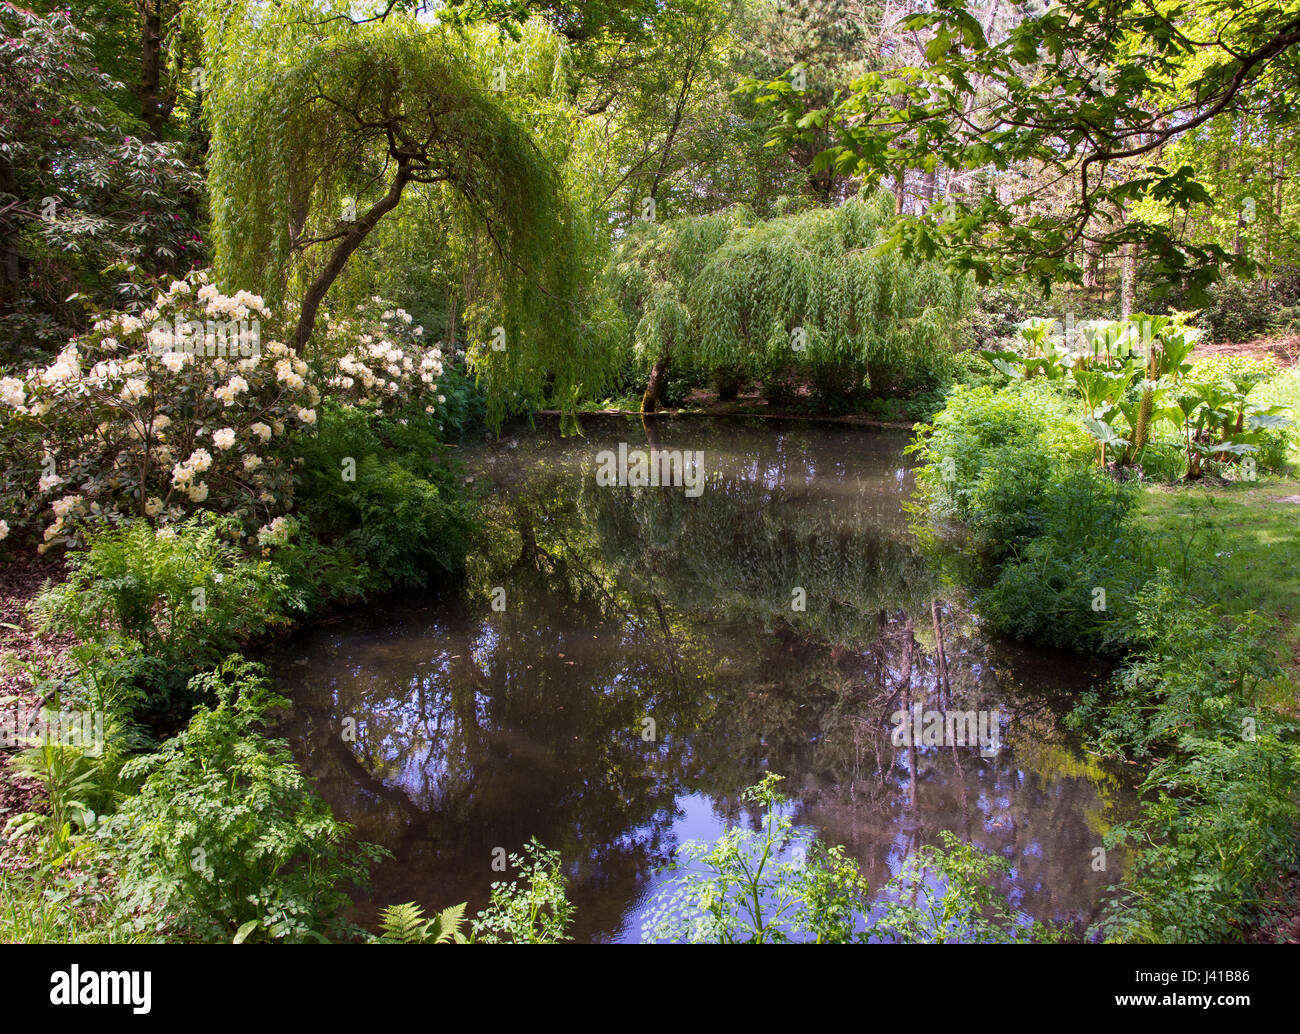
{"left": 0, "top": 551, "right": 75, "bottom": 833}
{"left": 1192, "top": 332, "right": 1300, "bottom": 367}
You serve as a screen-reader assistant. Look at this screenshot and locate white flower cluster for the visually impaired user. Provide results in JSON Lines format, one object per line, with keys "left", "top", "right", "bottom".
{"left": 256, "top": 514, "right": 296, "bottom": 547}
{"left": 194, "top": 280, "right": 269, "bottom": 323}
{"left": 322, "top": 299, "right": 444, "bottom": 416}
{"left": 0, "top": 269, "right": 317, "bottom": 547}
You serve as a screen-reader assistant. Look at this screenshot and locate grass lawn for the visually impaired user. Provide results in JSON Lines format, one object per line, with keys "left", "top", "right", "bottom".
{"left": 1138, "top": 478, "right": 1300, "bottom": 696}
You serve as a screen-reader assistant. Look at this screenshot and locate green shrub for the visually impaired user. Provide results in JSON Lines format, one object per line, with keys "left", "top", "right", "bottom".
{"left": 978, "top": 468, "right": 1146, "bottom": 652}
{"left": 874, "top": 831, "right": 1064, "bottom": 943}
{"left": 711, "top": 363, "right": 747, "bottom": 401}
{"left": 0, "top": 272, "right": 314, "bottom": 548}
{"left": 1098, "top": 729, "right": 1300, "bottom": 943}
{"left": 1198, "top": 275, "right": 1290, "bottom": 343}
{"left": 1078, "top": 581, "right": 1280, "bottom": 759}
{"left": 294, "top": 402, "right": 475, "bottom": 591}
{"left": 910, "top": 381, "right": 1094, "bottom": 557}
{"left": 32, "top": 515, "right": 287, "bottom": 720}
{"left": 470, "top": 838, "right": 574, "bottom": 944}
{"left": 34, "top": 514, "right": 284, "bottom": 660}
{"left": 641, "top": 773, "right": 1054, "bottom": 944}
{"left": 102, "top": 657, "right": 386, "bottom": 942}
{"left": 642, "top": 773, "right": 871, "bottom": 944}
{"left": 808, "top": 357, "right": 868, "bottom": 413}
{"left": 253, "top": 516, "right": 371, "bottom": 615}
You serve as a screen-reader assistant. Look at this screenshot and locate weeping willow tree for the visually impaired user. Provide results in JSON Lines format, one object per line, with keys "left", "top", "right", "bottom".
{"left": 607, "top": 187, "right": 973, "bottom": 409}
{"left": 198, "top": 1, "right": 618, "bottom": 425}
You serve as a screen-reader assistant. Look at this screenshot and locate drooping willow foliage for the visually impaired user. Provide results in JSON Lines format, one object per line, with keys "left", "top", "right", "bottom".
{"left": 198, "top": 1, "right": 618, "bottom": 426}
{"left": 606, "top": 187, "right": 973, "bottom": 397}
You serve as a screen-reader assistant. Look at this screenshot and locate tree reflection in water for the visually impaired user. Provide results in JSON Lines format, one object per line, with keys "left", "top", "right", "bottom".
{"left": 270, "top": 415, "right": 1135, "bottom": 942}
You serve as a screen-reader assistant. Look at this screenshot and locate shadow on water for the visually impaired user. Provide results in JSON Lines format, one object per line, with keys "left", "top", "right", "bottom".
{"left": 267, "top": 414, "right": 1136, "bottom": 942}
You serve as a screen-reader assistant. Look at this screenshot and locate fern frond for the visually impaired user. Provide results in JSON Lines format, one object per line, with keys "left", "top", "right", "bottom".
{"left": 429, "top": 902, "right": 468, "bottom": 944}
{"left": 378, "top": 901, "right": 428, "bottom": 943}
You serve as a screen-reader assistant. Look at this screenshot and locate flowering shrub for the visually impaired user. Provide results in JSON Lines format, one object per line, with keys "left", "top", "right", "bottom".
{"left": 0, "top": 271, "right": 318, "bottom": 548}
{"left": 320, "top": 297, "right": 447, "bottom": 419}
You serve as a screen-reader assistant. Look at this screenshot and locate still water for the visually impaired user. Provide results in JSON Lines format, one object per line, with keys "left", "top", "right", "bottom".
{"left": 268, "top": 415, "right": 1134, "bottom": 942}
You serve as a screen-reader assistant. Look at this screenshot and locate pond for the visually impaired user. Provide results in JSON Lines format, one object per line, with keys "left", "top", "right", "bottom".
{"left": 267, "top": 414, "right": 1135, "bottom": 942}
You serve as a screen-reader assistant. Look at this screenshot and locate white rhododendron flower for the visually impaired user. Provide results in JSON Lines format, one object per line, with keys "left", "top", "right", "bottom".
{"left": 187, "top": 481, "right": 209, "bottom": 503}
{"left": 51, "top": 495, "right": 80, "bottom": 519}
{"left": 257, "top": 515, "right": 295, "bottom": 546}
{"left": 212, "top": 427, "right": 236, "bottom": 451}
{"left": 250, "top": 422, "right": 272, "bottom": 442}
{"left": 0, "top": 377, "right": 24, "bottom": 407}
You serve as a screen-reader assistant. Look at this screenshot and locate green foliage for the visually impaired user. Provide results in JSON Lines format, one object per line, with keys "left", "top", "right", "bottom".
{"left": 919, "top": 373, "right": 1300, "bottom": 941}
{"left": 1099, "top": 729, "right": 1300, "bottom": 944}
{"left": 199, "top": 3, "right": 615, "bottom": 425}
{"left": 0, "top": 272, "right": 314, "bottom": 545}
{"left": 1191, "top": 273, "right": 1300, "bottom": 344}
{"left": 978, "top": 468, "right": 1146, "bottom": 653}
{"left": 1078, "top": 581, "right": 1280, "bottom": 761}
{"left": 751, "top": 0, "right": 1297, "bottom": 297}
{"left": 33, "top": 516, "right": 286, "bottom": 707}
{"left": 0, "top": 5, "right": 203, "bottom": 364}
{"left": 349, "top": 460, "right": 475, "bottom": 589}
{"left": 1079, "top": 583, "right": 1300, "bottom": 943}
{"left": 470, "top": 838, "right": 574, "bottom": 944}
{"left": 102, "top": 657, "right": 386, "bottom": 942}
{"left": 0, "top": 859, "right": 140, "bottom": 944}
{"left": 373, "top": 901, "right": 468, "bottom": 945}
{"left": 294, "top": 403, "right": 476, "bottom": 592}
{"left": 642, "top": 773, "right": 1052, "bottom": 944}
{"left": 909, "top": 380, "right": 1094, "bottom": 557}
{"left": 971, "top": 315, "right": 1292, "bottom": 478}
{"left": 642, "top": 772, "right": 872, "bottom": 943}
{"left": 874, "top": 831, "right": 1062, "bottom": 944}
{"left": 605, "top": 188, "right": 971, "bottom": 406}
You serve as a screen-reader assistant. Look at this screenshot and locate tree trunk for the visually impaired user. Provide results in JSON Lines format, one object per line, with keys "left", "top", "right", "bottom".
{"left": 1083, "top": 237, "right": 1100, "bottom": 288}
{"left": 1121, "top": 242, "right": 1136, "bottom": 318}
{"left": 291, "top": 165, "right": 412, "bottom": 353}
{"left": 139, "top": 2, "right": 169, "bottom": 140}
{"left": 899, "top": 617, "right": 917, "bottom": 808}
{"left": 641, "top": 355, "right": 668, "bottom": 413}
{"left": 921, "top": 168, "right": 936, "bottom": 212}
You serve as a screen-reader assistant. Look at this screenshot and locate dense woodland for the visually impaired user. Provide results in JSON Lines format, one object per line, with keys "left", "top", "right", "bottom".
{"left": 1, "top": 0, "right": 1299, "bottom": 948}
